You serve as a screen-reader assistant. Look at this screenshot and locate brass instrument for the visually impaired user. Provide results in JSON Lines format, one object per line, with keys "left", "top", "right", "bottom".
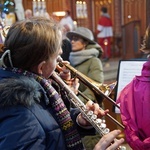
{"left": 58, "top": 57, "right": 120, "bottom": 109}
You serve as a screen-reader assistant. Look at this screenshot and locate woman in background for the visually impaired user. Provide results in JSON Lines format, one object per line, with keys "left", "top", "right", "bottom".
{"left": 67, "top": 27, "right": 104, "bottom": 105}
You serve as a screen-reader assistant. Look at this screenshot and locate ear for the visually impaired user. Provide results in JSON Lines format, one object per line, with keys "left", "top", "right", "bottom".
{"left": 37, "top": 61, "right": 46, "bottom": 75}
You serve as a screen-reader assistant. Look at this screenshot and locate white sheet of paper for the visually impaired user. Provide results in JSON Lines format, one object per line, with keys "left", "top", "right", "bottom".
{"left": 115, "top": 60, "right": 147, "bottom": 113}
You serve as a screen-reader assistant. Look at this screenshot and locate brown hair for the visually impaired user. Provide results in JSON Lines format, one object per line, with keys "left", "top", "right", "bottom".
{"left": 4, "top": 16, "right": 62, "bottom": 71}
{"left": 101, "top": 7, "right": 107, "bottom": 13}
{"left": 140, "top": 24, "right": 150, "bottom": 54}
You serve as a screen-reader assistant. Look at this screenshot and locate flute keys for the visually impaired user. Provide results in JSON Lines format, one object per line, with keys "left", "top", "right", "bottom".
{"left": 87, "top": 110, "right": 93, "bottom": 116}
{"left": 103, "top": 128, "right": 110, "bottom": 134}
{"left": 100, "top": 119, "right": 106, "bottom": 128}
{"left": 96, "top": 118, "right": 102, "bottom": 124}
{"left": 102, "top": 119, "right": 106, "bottom": 123}
{"left": 91, "top": 114, "right": 97, "bottom": 120}
{"left": 100, "top": 123, "right": 106, "bottom": 128}
{"left": 86, "top": 110, "right": 97, "bottom": 120}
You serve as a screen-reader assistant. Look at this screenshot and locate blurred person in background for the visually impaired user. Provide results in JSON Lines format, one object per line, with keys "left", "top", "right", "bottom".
{"left": 61, "top": 24, "right": 72, "bottom": 61}
{"left": 67, "top": 27, "right": 104, "bottom": 104}
{"left": 60, "top": 10, "right": 74, "bottom": 31}
{"left": 24, "top": 9, "right": 33, "bottom": 19}
{"left": 14, "top": 0, "right": 25, "bottom": 21}
{"left": 97, "top": 7, "right": 113, "bottom": 61}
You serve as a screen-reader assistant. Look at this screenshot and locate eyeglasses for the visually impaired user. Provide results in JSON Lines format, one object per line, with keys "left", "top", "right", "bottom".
{"left": 71, "top": 36, "right": 81, "bottom": 42}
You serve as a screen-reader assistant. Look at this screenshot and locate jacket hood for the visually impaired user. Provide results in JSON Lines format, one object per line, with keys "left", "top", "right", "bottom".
{"left": 86, "top": 43, "right": 103, "bottom": 57}
{"left": 0, "top": 77, "right": 41, "bottom": 107}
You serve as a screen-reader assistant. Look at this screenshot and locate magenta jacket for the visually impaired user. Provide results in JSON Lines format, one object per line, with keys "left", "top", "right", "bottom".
{"left": 117, "top": 60, "right": 150, "bottom": 150}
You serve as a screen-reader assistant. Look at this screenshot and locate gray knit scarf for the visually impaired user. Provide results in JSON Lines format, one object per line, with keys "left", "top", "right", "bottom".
{"left": 69, "top": 48, "right": 99, "bottom": 66}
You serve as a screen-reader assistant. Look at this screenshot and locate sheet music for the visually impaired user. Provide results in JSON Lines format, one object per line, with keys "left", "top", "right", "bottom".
{"left": 115, "top": 60, "right": 147, "bottom": 113}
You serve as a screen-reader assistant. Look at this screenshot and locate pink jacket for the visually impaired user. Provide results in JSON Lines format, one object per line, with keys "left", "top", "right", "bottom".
{"left": 117, "top": 60, "right": 150, "bottom": 150}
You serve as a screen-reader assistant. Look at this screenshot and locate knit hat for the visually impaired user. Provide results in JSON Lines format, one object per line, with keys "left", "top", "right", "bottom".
{"left": 66, "top": 27, "right": 96, "bottom": 44}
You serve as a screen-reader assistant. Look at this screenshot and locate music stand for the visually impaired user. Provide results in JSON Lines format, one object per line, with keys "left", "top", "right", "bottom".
{"left": 114, "top": 59, "right": 147, "bottom": 113}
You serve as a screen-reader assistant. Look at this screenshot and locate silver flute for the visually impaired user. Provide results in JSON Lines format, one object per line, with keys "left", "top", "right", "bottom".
{"left": 51, "top": 71, "right": 126, "bottom": 150}
{"left": 51, "top": 71, "right": 109, "bottom": 136}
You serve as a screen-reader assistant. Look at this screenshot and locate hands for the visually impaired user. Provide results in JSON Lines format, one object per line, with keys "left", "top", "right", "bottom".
{"left": 77, "top": 100, "right": 109, "bottom": 127}
{"left": 57, "top": 60, "right": 79, "bottom": 94}
{"left": 77, "top": 101, "right": 125, "bottom": 150}
{"left": 93, "top": 130, "right": 125, "bottom": 150}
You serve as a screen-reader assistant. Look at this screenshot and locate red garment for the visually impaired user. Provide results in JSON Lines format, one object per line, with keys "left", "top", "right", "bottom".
{"left": 98, "top": 16, "right": 112, "bottom": 27}
{"left": 97, "top": 16, "right": 113, "bottom": 59}
{"left": 117, "top": 60, "right": 150, "bottom": 150}
{"left": 97, "top": 37, "right": 111, "bottom": 59}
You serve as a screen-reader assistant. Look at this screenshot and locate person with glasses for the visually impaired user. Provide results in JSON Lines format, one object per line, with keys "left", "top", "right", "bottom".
{"left": 66, "top": 27, "right": 104, "bottom": 105}
{"left": 66, "top": 27, "right": 104, "bottom": 150}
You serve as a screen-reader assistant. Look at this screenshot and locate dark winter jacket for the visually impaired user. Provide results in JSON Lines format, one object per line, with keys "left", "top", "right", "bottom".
{"left": 0, "top": 69, "right": 95, "bottom": 150}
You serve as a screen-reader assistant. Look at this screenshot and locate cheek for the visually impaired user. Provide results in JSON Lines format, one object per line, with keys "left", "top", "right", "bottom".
{"left": 72, "top": 43, "right": 84, "bottom": 51}
{"left": 43, "top": 60, "right": 56, "bottom": 79}
{"left": 71, "top": 43, "right": 78, "bottom": 50}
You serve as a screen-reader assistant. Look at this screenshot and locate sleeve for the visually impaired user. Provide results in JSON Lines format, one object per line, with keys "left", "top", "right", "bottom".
{"left": 0, "top": 107, "right": 46, "bottom": 150}
{"left": 88, "top": 57, "right": 104, "bottom": 83}
{"left": 97, "top": 17, "right": 105, "bottom": 31}
{"left": 70, "top": 108, "right": 96, "bottom": 137}
{"left": 116, "top": 79, "right": 150, "bottom": 150}
{"left": 78, "top": 58, "right": 104, "bottom": 104}
{"left": 97, "top": 24, "right": 103, "bottom": 32}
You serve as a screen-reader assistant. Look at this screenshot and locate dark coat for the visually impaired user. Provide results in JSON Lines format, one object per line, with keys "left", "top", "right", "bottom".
{"left": 0, "top": 69, "right": 95, "bottom": 150}
{"left": 61, "top": 39, "right": 72, "bottom": 61}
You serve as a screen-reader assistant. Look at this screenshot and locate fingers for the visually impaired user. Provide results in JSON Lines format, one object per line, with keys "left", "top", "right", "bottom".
{"left": 106, "top": 138, "right": 124, "bottom": 150}
{"left": 56, "top": 60, "right": 70, "bottom": 73}
{"left": 94, "top": 130, "right": 124, "bottom": 150}
{"left": 57, "top": 61, "right": 80, "bottom": 94}
{"left": 86, "top": 100, "right": 108, "bottom": 117}
{"left": 70, "top": 78, "right": 79, "bottom": 94}
{"left": 77, "top": 113, "right": 88, "bottom": 126}
{"left": 59, "top": 70, "right": 71, "bottom": 81}
{"left": 57, "top": 61, "right": 71, "bottom": 81}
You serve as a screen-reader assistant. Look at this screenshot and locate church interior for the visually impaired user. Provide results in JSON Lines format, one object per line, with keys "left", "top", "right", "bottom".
{"left": 1, "top": 0, "right": 150, "bottom": 149}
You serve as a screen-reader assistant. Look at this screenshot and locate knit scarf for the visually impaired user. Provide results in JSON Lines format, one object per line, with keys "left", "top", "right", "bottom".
{"left": 69, "top": 48, "right": 99, "bottom": 66}
{"left": 5, "top": 67, "right": 84, "bottom": 150}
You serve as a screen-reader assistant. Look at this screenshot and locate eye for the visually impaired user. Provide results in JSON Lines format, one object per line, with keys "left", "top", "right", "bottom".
{"left": 71, "top": 37, "right": 79, "bottom": 41}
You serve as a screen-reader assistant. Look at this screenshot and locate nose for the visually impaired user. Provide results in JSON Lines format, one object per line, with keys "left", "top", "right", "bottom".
{"left": 59, "top": 47, "right": 63, "bottom": 55}
{"left": 71, "top": 40, "right": 75, "bottom": 44}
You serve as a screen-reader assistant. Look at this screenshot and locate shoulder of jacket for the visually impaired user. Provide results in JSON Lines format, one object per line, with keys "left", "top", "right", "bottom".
{"left": 90, "top": 57, "right": 102, "bottom": 63}
{"left": 0, "top": 77, "right": 41, "bottom": 107}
